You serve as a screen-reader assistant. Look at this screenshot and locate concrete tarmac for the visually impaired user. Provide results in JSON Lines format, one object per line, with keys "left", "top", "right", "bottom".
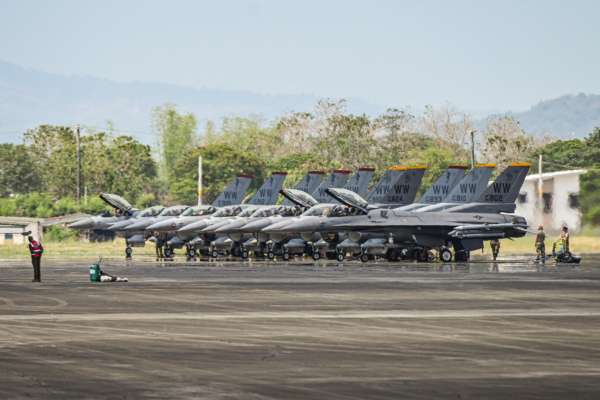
{"left": 1, "top": 255, "right": 600, "bottom": 399}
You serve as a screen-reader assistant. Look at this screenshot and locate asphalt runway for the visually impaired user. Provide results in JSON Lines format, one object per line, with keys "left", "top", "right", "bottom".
{"left": 1, "top": 255, "right": 600, "bottom": 399}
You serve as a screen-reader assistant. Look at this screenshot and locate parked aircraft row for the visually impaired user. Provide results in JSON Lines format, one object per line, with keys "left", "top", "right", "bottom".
{"left": 69, "top": 162, "right": 533, "bottom": 262}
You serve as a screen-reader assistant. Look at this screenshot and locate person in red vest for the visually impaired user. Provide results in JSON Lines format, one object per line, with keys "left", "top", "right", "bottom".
{"left": 28, "top": 236, "right": 44, "bottom": 282}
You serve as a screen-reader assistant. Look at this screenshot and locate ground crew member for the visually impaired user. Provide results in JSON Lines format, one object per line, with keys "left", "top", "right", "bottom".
{"left": 490, "top": 238, "right": 501, "bottom": 260}
{"left": 535, "top": 225, "right": 546, "bottom": 263}
{"left": 559, "top": 227, "right": 570, "bottom": 252}
{"left": 28, "top": 236, "right": 43, "bottom": 282}
{"left": 155, "top": 239, "right": 164, "bottom": 260}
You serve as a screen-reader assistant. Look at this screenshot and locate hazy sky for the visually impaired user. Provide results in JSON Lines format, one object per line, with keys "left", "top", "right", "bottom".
{"left": 1, "top": 0, "right": 599, "bottom": 112}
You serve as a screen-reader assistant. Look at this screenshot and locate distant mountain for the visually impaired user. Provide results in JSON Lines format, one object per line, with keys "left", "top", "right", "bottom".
{"left": 505, "top": 93, "right": 600, "bottom": 139}
{"left": 0, "top": 60, "right": 386, "bottom": 144}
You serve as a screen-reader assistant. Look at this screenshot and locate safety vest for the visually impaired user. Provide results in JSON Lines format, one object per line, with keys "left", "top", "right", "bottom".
{"left": 30, "top": 241, "right": 42, "bottom": 258}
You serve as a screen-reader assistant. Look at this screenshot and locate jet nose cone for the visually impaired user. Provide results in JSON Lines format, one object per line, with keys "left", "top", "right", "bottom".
{"left": 283, "top": 217, "right": 318, "bottom": 233}
{"left": 242, "top": 219, "right": 274, "bottom": 232}
{"left": 200, "top": 220, "right": 230, "bottom": 233}
{"left": 147, "top": 219, "right": 174, "bottom": 231}
{"left": 178, "top": 220, "right": 208, "bottom": 233}
{"left": 108, "top": 220, "right": 132, "bottom": 231}
{"left": 68, "top": 218, "right": 94, "bottom": 230}
{"left": 264, "top": 219, "right": 298, "bottom": 233}
{"left": 127, "top": 220, "right": 152, "bottom": 231}
{"left": 214, "top": 220, "right": 246, "bottom": 233}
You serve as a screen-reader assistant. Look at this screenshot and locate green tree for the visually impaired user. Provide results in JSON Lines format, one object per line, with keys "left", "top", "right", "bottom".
{"left": 0, "top": 143, "right": 43, "bottom": 197}
{"left": 530, "top": 127, "right": 600, "bottom": 226}
{"left": 23, "top": 125, "right": 78, "bottom": 198}
{"left": 151, "top": 103, "right": 198, "bottom": 178}
{"left": 169, "top": 144, "right": 267, "bottom": 205}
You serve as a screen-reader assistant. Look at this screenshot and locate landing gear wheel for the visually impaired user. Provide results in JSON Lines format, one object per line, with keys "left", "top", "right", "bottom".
{"left": 164, "top": 248, "right": 173, "bottom": 258}
{"left": 336, "top": 252, "right": 345, "bottom": 262}
{"left": 187, "top": 248, "right": 196, "bottom": 258}
{"left": 211, "top": 249, "right": 218, "bottom": 258}
{"left": 125, "top": 247, "right": 133, "bottom": 256}
{"left": 440, "top": 249, "right": 453, "bottom": 263}
{"left": 282, "top": 252, "right": 290, "bottom": 261}
{"left": 267, "top": 251, "right": 275, "bottom": 260}
{"left": 416, "top": 249, "right": 429, "bottom": 263}
{"left": 455, "top": 251, "right": 469, "bottom": 262}
{"left": 387, "top": 250, "right": 399, "bottom": 262}
{"left": 241, "top": 250, "right": 249, "bottom": 259}
{"left": 312, "top": 252, "right": 321, "bottom": 261}
{"left": 325, "top": 252, "right": 336, "bottom": 260}
{"left": 232, "top": 247, "right": 241, "bottom": 257}
{"left": 255, "top": 251, "right": 264, "bottom": 258}
{"left": 360, "top": 253, "right": 369, "bottom": 263}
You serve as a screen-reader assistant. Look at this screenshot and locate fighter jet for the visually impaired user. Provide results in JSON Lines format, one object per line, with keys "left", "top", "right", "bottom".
{"left": 143, "top": 174, "right": 253, "bottom": 257}
{"left": 68, "top": 194, "right": 147, "bottom": 231}
{"left": 277, "top": 166, "right": 426, "bottom": 260}
{"left": 212, "top": 168, "right": 375, "bottom": 260}
{"left": 266, "top": 164, "right": 533, "bottom": 262}
{"left": 169, "top": 171, "right": 288, "bottom": 257}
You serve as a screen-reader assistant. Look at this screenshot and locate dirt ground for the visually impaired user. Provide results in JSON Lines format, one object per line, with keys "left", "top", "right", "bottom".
{"left": 1, "top": 256, "right": 600, "bottom": 399}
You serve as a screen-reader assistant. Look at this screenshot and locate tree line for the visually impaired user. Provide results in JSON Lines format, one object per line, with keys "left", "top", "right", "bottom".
{"left": 6, "top": 99, "right": 599, "bottom": 226}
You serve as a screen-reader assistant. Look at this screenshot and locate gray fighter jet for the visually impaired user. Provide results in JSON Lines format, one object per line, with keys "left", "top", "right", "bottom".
{"left": 169, "top": 171, "right": 288, "bottom": 257}
{"left": 275, "top": 165, "right": 427, "bottom": 260}
{"left": 212, "top": 168, "right": 375, "bottom": 260}
{"left": 68, "top": 194, "right": 146, "bottom": 231}
{"left": 203, "top": 168, "right": 375, "bottom": 258}
{"left": 143, "top": 174, "right": 253, "bottom": 257}
{"left": 265, "top": 164, "right": 533, "bottom": 262}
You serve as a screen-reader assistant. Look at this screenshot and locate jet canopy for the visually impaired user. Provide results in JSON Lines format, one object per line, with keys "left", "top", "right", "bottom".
{"left": 213, "top": 205, "right": 244, "bottom": 217}
{"left": 139, "top": 206, "right": 165, "bottom": 217}
{"left": 280, "top": 189, "right": 319, "bottom": 208}
{"left": 181, "top": 205, "right": 216, "bottom": 217}
{"left": 158, "top": 205, "right": 189, "bottom": 217}
{"left": 237, "top": 206, "right": 262, "bottom": 217}
{"left": 325, "top": 188, "right": 369, "bottom": 213}
{"left": 302, "top": 204, "right": 338, "bottom": 217}
{"left": 250, "top": 205, "right": 289, "bottom": 218}
{"left": 99, "top": 194, "right": 135, "bottom": 216}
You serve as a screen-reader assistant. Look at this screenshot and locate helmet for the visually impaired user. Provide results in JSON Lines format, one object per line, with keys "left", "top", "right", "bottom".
{"left": 563, "top": 226, "right": 568, "bottom": 231}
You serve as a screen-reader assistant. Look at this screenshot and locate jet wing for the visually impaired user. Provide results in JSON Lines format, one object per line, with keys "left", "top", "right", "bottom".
{"left": 99, "top": 194, "right": 134, "bottom": 215}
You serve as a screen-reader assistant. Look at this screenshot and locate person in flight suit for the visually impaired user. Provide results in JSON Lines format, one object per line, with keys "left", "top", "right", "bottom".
{"left": 535, "top": 226, "right": 546, "bottom": 263}
{"left": 28, "top": 236, "right": 44, "bottom": 282}
{"left": 490, "top": 238, "right": 501, "bottom": 261}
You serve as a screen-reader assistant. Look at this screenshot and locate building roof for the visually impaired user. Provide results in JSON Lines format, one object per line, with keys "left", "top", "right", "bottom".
{"left": 0, "top": 216, "right": 45, "bottom": 224}
{"left": 42, "top": 213, "right": 93, "bottom": 227}
{"left": 525, "top": 170, "right": 588, "bottom": 181}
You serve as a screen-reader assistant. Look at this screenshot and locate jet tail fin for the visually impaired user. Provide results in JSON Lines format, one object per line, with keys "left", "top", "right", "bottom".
{"left": 343, "top": 168, "right": 375, "bottom": 197}
{"left": 416, "top": 166, "right": 468, "bottom": 205}
{"left": 248, "top": 172, "right": 288, "bottom": 205}
{"left": 365, "top": 167, "right": 406, "bottom": 204}
{"left": 444, "top": 164, "right": 496, "bottom": 204}
{"left": 280, "top": 171, "right": 325, "bottom": 206}
{"left": 378, "top": 166, "right": 427, "bottom": 206}
{"left": 311, "top": 170, "right": 351, "bottom": 203}
{"left": 475, "top": 163, "right": 531, "bottom": 204}
{"left": 211, "top": 175, "right": 253, "bottom": 207}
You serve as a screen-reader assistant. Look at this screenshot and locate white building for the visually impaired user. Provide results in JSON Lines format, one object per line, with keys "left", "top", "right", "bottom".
{"left": 0, "top": 217, "right": 44, "bottom": 245}
{"left": 516, "top": 170, "right": 588, "bottom": 233}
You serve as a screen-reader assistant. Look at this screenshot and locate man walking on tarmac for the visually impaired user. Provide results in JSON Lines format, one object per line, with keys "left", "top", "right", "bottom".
{"left": 490, "top": 238, "right": 501, "bottom": 261}
{"left": 535, "top": 226, "right": 546, "bottom": 263}
{"left": 28, "top": 236, "right": 43, "bottom": 282}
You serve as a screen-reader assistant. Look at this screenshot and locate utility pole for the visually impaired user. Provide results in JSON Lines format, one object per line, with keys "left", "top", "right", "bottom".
{"left": 539, "top": 154, "right": 543, "bottom": 197}
{"left": 468, "top": 129, "right": 477, "bottom": 169}
{"left": 74, "top": 125, "right": 83, "bottom": 203}
{"left": 198, "top": 156, "right": 202, "bottom": 205}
